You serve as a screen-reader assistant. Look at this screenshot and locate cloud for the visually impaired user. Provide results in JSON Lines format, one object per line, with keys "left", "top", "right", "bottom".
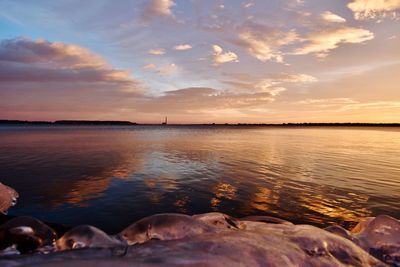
{"left": 234, "top": 22, "right": 300, "bottom": 63}
{"left": 243, "top": 2, "right": 255, "bottom": 8}
{"left": 148, "top": 48, "right": 166, "bottom": 55}
{"left": 255, "top": 85, "right": 286, "bottom": 96}
{"left": 253, "top": 74, "right": 316, "bottom": 94}
{"left": 347, "top": 0, "right": 400, "bottom": 20}
{"left": 135, "top": 87, "right": 275, "bottom": 113}
{"left": 299, "top": 98, "right": 400, "bottom": 112}
{"left": 143, "top": 63, "right": 177, "bottom": 76}
{"left": 143, "top": 63, "right": 157, "bottom": 69}
{"left": 321, "top": 11, "right": 346, "bottom": 23}
{"left": 157, "top": 63, "right": 177, "bottom": 75}
{"left": 0, "top": 37, "right": 106, "bottom": 69}
{"left": 212, "top": 45, "right": 238, "bottom": 65}
{"left": 298, "top": 98, "right": 357, "bottom": 105}
{"left": 338, "top": 101, "right": 400, "bottom": 111}
{"left": 223, "top": 73, "right": 317, "bottom": 94}
{"left": 174, "top": 44, "right": 192, "bottom": 50}
{"left": 0, "top": 37, "right": 138, "bottom": 88}
{"left": 294, "top": 27, "right": 374, "bottom": 57}
{"left": 142, "top": 0, "right": 175, "bottom": 21}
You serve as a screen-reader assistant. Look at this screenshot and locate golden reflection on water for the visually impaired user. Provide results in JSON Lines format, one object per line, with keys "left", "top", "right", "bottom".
{"left": 51, "top": 151, "right": 146, "bottom": 207}
{"left": 174, "top": 195, "right": 190, "bottom": 213}
{"left": 210, "top": 182, "right": 237, "bottom": 208}
{"left": 1, "top": 126, "right": 399, "bottom": 230}
{"left": 250, "top": 187, "right": 277, "bottom": 212}
{"left": 300, "top": 190, "right": 372, "bottom": 223}
{"left": 148, "top": 194, "right": 164, "bottom": 205}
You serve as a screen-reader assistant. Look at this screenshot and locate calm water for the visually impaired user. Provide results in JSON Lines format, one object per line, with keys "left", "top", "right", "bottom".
{"left": 0, "top": 126, "right": 399, "bottom": 233}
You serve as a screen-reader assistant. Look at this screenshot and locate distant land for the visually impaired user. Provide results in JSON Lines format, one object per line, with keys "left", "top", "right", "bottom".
{"left": 0, "top": 120, "right": 399, "bottom": 127}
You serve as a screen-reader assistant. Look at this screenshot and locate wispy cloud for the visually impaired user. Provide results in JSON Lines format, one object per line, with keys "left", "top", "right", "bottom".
{"left": 143, "top": 62, "right": 177, "bottom": 76}
{"left": 135, "top": 87, "right": 275, "bottom": 114}
{"left": 157, "top": 63, "right": 177, "bottom": 75}
{"left": 148, "top": 48, "right": 166, "bottom": 55}
{"left": 143, "top": 63, "right": 157, "bottom": 70}
{"left": 243, "top": 2, "right": 255, "bottom": 8}
{"left": 294, "top": 27, "right": 374, "bottom": 57}
{"left": 321, "top": 11, "right": 346, "bottom": 23}
{"left": 174, "top": 44, "right": 192, "bottom": 50}
{"left": 234, "top": 22, "right": 300, "bottom": 63}
{"left": 223, "top": 73, "right": 317, "bottom": 95}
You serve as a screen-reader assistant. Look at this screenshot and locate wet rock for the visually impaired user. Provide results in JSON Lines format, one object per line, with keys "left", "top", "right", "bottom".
{"left": 0, "top": 217, "right": 57, "bottom": 254}
{"left": 325, "top": 225, "right": 357, "bottom": 242}
{"left": 193, "top": 212, "right": 244, "bottom": 229}
{"left": 0, "top": 183, "right": 18, "bottom": 214}
{"left": 0, "top": 223, "right": 385, "bottom": 267}
{"left": 240, "top": 215, "right": 293, "bottom": 225}
{"left": 56, "top": 225, "right": 123, "bottom": 250}
{"left": 119, "top": 213, "right": 216, "bottom": 245}
{"left": 352, "top": 215, "right": 400, "bottom": 265}
{"left": 1, "top": 213, "right": 399, "bottom": 266}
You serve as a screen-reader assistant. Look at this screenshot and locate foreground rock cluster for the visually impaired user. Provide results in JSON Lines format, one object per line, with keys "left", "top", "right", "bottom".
{"left": 0, "top": 183, "right": 399, "bottom": 266}
{"left": 0, "top": 183, "right": 18, "bottom": 214}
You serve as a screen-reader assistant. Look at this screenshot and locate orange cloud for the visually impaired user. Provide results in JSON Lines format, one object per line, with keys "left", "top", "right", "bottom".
{"left": 142, "top": 0, "right": 175, "bottom": 21}
{"left": 234, "top": 22, "right": 300, "bottom": 63}
{"left": 148, "top": 48, "right": 166, "bottom": 55}
{"left": 212, "top": 45, "right": 238, "bottom": 65}
{"left": 348, "top": 0, "right": 400, "bottom": 19}
{"left": 143, "top": 63, "right": 178, "bottom": 76}
{"left": 321, "top": 11, "right": 346, "bottom": 23}
{"left": 135, "top": 87, "right": 275, "bottom": 114}
{"left": 174, "top": 44, "right": 192, "bottom": 50}
{"left": 294, "top": 27, "right": 374, "bottom": 57}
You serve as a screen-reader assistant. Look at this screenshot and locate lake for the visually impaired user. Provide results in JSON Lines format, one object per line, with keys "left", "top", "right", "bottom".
{"left": 0, "top": 126, "right": 399, "bottom": 233}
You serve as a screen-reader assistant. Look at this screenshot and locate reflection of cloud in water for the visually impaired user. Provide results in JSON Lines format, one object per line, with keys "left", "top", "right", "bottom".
{"left": 148, "top": 194, "right": 164, "bottom": 205}
{"left": 174, "top": 195, "right": 190, "bottom": 213}
{"left": 249, "top": 180, "right": 284, "bottom": 213}
{"left": 300, "top": 189, "right": 371, "bottom": 224}
{"left": 51, "top": 153, "right": 145, "bottom": 207}
{"left": 211, "top": 182, "right": 237, "bottom": 209}
{"left": 143, "top": 175, "right": 179, "bottom": 205}
{"left": 2, "top": 127, "right": 399, "bottom": 231}
{"left": 250, "top": 187, "right": 276, "bottom": 212}
{"left": 60, "top": 147, "right": 210, "bottom": 208}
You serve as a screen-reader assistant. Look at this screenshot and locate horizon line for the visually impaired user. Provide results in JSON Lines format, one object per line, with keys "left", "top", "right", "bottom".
{"left": 1, "top": 119, "right": 399, "bottom": 126}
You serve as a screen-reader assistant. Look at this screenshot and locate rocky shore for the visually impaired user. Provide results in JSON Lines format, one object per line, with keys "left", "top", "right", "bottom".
{"left": 1, "top": 183, "right": 398, "bottom": 266}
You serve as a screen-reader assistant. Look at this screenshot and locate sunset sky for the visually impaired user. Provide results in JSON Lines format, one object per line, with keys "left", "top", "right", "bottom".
{"left": 0, "top": 0, "right": 399, "bottom": 123}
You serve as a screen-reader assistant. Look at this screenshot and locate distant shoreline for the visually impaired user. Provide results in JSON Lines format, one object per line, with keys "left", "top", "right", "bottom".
{"left": 0, "top": 120, "right": 399, "bottom": 127}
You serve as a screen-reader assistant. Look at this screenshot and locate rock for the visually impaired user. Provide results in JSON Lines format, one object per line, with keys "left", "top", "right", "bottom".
{"left": 352, "top": 215, "right": 400, "bottom": 265}
{"left": 1, "top": 213, "right": 399, "bottom": 266}
{"left": 56, "top": 225, "right": 122, "bottom": 251}
{"left": 192, "top": 212, "right": 244, "bottom": 229}
{"left": 0, "top": 223, "right": 385, "bottom": 267}
{"left": 0, "top": 183, "right": 18, "bottom": 214}
{"left": 118, "top": 213, "right": 216, "bottom": 245}
{"left": 0, "top": 216, "right": 57, "bottom": 254}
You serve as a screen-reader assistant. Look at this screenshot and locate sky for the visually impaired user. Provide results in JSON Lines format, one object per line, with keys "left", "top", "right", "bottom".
{"left": 0, "top": 0, "right": 399, "bottom": 123}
